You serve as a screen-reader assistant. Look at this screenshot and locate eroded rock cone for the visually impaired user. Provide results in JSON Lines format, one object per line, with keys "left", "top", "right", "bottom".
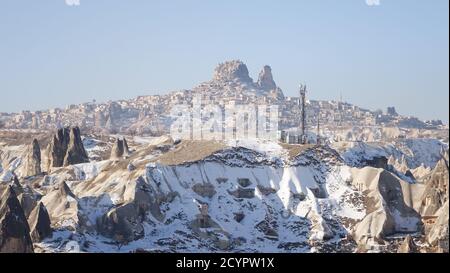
{"left": 47, "top": 127, "right": 89, "bottom": 170}
{"left": 0, "top": 185, "right": 34, "bottom": 253}
{"left": 41, "top": 181, "right": 79, "bottom": 229}
{"left": 10, "top": 175, "right": 38, "bottom": 218}
{"left": 10, "top": 175, "right": 23, "bottom": 195}
{"left": 397, "top": 235, "right": 418, "bottom": 253}
{"left": 25, "top": 139, "right": 41, "bottom": 177}
{"left": 46, "top": 127, "right": 70, "bottom": 169}
{"left": 63, "top": 127, "right": 89, "bottom": 166}
{"left": 28, "top": 202, "right": 52, "bottom": 243}
{"left": 110, "top": 137, "right": 130, "bottom": 160}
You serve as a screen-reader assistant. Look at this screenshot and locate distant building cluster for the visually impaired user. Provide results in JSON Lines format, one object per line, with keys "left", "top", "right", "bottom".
{"left": 0, "top": 61, "right": 446, "bottom": 138}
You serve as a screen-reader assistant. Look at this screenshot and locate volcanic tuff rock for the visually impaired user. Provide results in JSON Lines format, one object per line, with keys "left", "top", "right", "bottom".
{"left": 257, "top": 65, "right": 277, "bottom": 91}
{"left": 426, "top": 200, "right": 449, "bottom": 251}
{"left": 0, "top": 185, "right": 34, "bottom": 253}
{"left": 397, "top": 235, "right": 418, "bottom": 253}
{"left": 46, "top": 127, "right": 71, "bottom": 169}
{"left": 213, "top": 60, "right": 253, "bottom": 83}
{"left": 46, "top": 126, "right": 89, "bottom": 171}
{"left": 110, "top": 137, "right": 130, "bottom": 160}
{"left": 28, "top": 202, "right": 52, "bottom": 243}
{"left": 10, "top": 175, "right": 37, "bottom": 218}
{"left": 97, "top": 203, "right": 145, "bottom": 243}
{"left": 351, "top": 167, "right": 422, "bottom": 248}
{"left": 25, "top": 139, "right": 41, "bottom": 177}
{"left": 97, "top": 176, "right": 157, "bottom": 242}
{"left": 417, "top": 154, "right": 449, "bottom": 216}
{"left": 41, "top": 181, "right": 79, "bottom": 229}
{"left": 63, "top": 127, "right": 90, "bottom": 166}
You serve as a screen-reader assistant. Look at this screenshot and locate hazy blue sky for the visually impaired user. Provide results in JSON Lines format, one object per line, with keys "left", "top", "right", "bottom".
{"left": 0, "top": 0, "right": 448, "bottom": 122}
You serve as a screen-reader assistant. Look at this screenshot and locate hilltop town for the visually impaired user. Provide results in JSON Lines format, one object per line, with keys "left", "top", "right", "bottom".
{"left": 1, "top": 61, "right": 447, "bottom": 142}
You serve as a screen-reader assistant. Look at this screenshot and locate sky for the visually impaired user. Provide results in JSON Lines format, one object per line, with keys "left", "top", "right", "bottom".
{"left": 0, "top": 0, "right": 448, "bottom": 122}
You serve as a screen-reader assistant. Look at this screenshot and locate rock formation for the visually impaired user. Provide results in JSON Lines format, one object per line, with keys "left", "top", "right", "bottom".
{"left": 46, "top": 126, "right": 89, "bottom": 171}
{"left": 41, "top": 182, "right": 79, "bottom": 229}
{"left": 426, "top": 200, "right": 449, "bottom": 251}
{"left": 97, "top": 176, "right": 159, "bottom": 243}
{"left": 417, "top": 155, "right": 449, "bottom": 216}
{"left": 0, "top": 185, "right": 34, "bottom": 253}
{"left": 28, "top": 202, "right": 52, "bottom": 243}
{"left": 351, "top": 167, "right": 422, "bottom": 248}
{"left": 63, "top": 127, "right": 90, "bottom": 166}
{"left": 257, "top": 65, "right": 277, "bottom": 91}
{"left": 10, "top": 175, "right": 37, "bottom": 218}
{"left": 97, "top": 203, "right": 145, "bottom": 243}
{"left": 105, "top": 114, "right": 117, "bottom": 134}
{"left": 47, "top": 127, "right": 71, "bottom": 169}
{"left": 213, "top": 60, "right": 253, "bottom": 83}
{"left": 397, "top": 235, "right": 418, "bottom": 253}
{"left": 17, "top": 188, "right": 37, "bottom": 219}
{"left": 25, "top": 139, "right": 41, "bottom": 177}
{"left": 110, "top": 137, "right": 130, "bottom": 160}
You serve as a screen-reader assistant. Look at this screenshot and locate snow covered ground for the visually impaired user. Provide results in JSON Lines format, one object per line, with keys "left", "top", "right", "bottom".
{"left": 34, "top": 140, "right": 366, "bottom": 253}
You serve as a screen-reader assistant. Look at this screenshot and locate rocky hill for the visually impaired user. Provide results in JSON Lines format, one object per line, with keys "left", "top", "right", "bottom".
{"left": 0, "top": 60, "right": 446, "bottom": 137}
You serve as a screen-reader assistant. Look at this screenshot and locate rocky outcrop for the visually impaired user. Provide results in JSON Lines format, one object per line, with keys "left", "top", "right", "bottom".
{"left": 110, "top": 137, "right": 130, "bottom": 160}
{"left": 63, "top": 127, "right": 90, "bottom": 166}
{"left": 41, "top": 182, "right": 79, "bottom": 229}
{"left": 105, "top": 114, "right": 117, "bottom": 134}
{"left": 257, "top": 65, "right": 277, "bottom": 91}
{"left": 397, "top": 235, "right": 418, "bottom": 253}
{"left": 365, "top": 156, "right": 388, "bottom": 169}
{"left": 97, "top": 203, "right": 144, "bottom": 243}
{"left": 96, "top": 176, "right": 160, "bottom": 243}
{"left": 426, "top": 200, "right": 449, "bottom": 251}
{"left": 417, "top": 156, "right": 449, "bottom": 216}
{"left": 47, "top": 127, "right": 71, "bottom": 169}
{"left": 28, "top": 202, "right": 52, "bottom": 243}
{"left": 10, "top": 175, "right": 37, "bottom": 218}
{"left": 351, "top": 167, "right": 422, "bottom": 248}
{"left": 46, "top": 127, "right": 89, "bottom": 171}
{"left": 25, "top": 139, "right": 41, "bottom": 177}
{"left": 0, "top": 185, "right": 34, "bottom": 253}
{"left": 213, "top": 60, "right": 253, "bottom": 83}
{"left": 17, "top": 188, "right": 37, "bottom": 219}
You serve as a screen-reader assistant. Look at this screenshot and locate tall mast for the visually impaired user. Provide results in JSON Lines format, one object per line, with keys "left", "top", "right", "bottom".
{"left": 299, "top": 84, "right": 307, "bottom": 144}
